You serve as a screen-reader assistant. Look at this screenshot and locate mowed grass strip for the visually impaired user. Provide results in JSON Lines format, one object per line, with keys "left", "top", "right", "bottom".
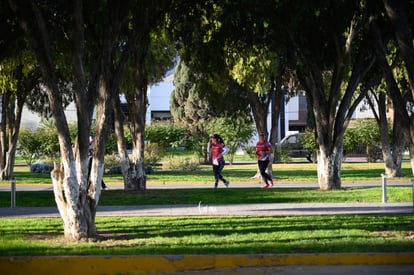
{"left": 2, "top": 162, "right": 413, "bottom": 185}
{"left": 0, "top": 186, "right": 411, "bottom": 207}
{"left": 0, "top": 214, "right": 413, "bottom": 256}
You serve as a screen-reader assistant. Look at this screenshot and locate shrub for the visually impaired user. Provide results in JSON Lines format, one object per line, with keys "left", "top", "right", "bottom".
{"left": 244, "top": 146, "right": 257, "bottom": 160}
{"left": 275, "top": 147, "right": 291, "bottom": 163}
{"left": 18, "top": 128, "right": 42, "bottom": 165}
{"left": 106, "top": 164, "right": 154, "bottom": 175}
{"left": 162, "top": 155, "right": 200, "bottom": 171}
{"left": 104, "top": 153, "right": 120, "bottom": 173}
{"left": 145, "top": 122, "right": 186, "bottom": 148}
{"left": 145, "top": 143, "right": 164, "bottom": 165}
{"left": 30, "top": 161, "right": 54, "bottom": 174}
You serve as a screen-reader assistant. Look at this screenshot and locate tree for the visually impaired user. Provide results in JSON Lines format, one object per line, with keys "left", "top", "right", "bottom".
{"left": 381, "top": 0, "right": 414, "bottom": 175}
{"left": 0, "top": 56, "right": 38, "bottom": 180}
{"left": 0, "top": 2, "right": 42, "bottom": 180}
{"left": 8, "top": 0, "right": 141, "bottom": 241}
{"left": 170, "top": 60, "right": 218, "bottom": 162}
{"left": 112, "top": 3, "right": 176, "bottom": 192}
{"left": 282, "top": 1, "right": 376, "bottom": 190}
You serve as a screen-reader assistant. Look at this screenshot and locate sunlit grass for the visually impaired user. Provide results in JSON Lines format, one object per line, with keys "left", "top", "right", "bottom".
{"left": 0, "top": 186, "right": 411, "bottom": 207}
{"left": 0, "top": 215, "right": 413, "bottom": 256}
{"left": 4, "top": 161, "right": 412, "bottom": 185}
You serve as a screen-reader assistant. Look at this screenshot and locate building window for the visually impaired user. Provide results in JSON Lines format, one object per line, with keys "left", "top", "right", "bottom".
{"left": 151, "top": 111, "right": 171, "bottom": 121}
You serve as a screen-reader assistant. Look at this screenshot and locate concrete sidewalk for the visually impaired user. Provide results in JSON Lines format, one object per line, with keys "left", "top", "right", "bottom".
{"left": 1, "top": 181, "right": 413, "bottom": 217}
{"left": 1, "top": 202, "right": 413, "bottom": 218}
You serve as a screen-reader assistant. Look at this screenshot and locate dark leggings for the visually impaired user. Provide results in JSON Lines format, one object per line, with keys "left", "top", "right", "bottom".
{"left": 212, "top": 159, "right": 226, "bottom": 183}
{"left": 258, "top": 159, "right": 272, "bottom": 183}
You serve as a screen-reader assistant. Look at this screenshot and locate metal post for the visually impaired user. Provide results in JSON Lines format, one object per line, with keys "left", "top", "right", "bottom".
{"left": 11, "top": 178, "right": 16, "bottom": 208}
{"left": 381, "top": 174, "right": 387, "bottom": 203}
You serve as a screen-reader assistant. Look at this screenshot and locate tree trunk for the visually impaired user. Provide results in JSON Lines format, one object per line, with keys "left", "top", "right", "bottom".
{"left": 409, "top": 142, "right": 414, "bottom": 176}
{"left": 0, "top": 89, "right": 24, "bottom": 180}
{"left": 51, "top": 161, "right": 97, "bottom": 240}
{"left": 383, "top": 0, "right": 414, "bottom": 100}
{"left": 370, "top": 14, "right": 414, "bottom": 176}
{"left": 383, "top": 0, "right": 414, "bottom": 176}
{"left": 248, "top": 91, "right": 270, "bottom": 134}
{"left": 317, "top": 147, "right": 342, "bottom": 190}
{"left": 121, "top": 48, "right": 149, "bottom": 191}
{"left": 125, "top": 95, "right": 147, "bottom": 191}
{"left": 3, "top": 77, "right": 26, "bottom": 180}
{"left": 377, "top": 92, "right": 399, "bottom": 177}
{"left": 10, "top": 0, "right": 102, "bottom": 241}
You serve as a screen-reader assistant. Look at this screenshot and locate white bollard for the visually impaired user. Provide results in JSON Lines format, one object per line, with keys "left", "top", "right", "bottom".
{"left": 381, "top": 173, "right": 387, "bottom": 203}
{"left": 11, "top": 178, "right": 16, "bottom": 208}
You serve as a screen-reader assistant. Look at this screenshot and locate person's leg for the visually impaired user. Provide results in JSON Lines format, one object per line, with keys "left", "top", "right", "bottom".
{"left": 213, "top": 165, "right": 219, "bottom": 188}
{"left": 217, "top": 160, "right": 230, "bottom": 187}
{"left": 258, "top": 160, "right": 271, "bottom": 188}
{"left": 101, "top": 180, "right": 108, "bottom": 190}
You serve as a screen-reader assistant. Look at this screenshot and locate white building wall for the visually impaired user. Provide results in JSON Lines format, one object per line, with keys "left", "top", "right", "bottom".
{"left": 20, "top": 102, "right": 77, "bottom": 129}
{"left": 146, "top": 73, "right": 175, "bottom": 124}
{"left": 146, "top": 81, "right": 174, "bottom": 124}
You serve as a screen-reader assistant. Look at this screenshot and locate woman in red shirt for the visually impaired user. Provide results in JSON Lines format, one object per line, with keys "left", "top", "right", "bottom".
{"left": 256, "top": 131, "right": 274, "bottom": 188}
{"left": 209, "top": 134, "right": 230, "bottom": 188}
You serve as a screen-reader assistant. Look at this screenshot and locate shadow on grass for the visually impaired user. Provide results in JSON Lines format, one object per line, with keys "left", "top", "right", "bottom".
{"left": 2, "top": 214, "right": 413, "bottom": 255}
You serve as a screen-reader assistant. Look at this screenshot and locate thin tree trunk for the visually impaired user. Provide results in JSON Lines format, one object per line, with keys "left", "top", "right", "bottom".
{"left": 409, "top": 142, "right": 414, "bottom": 176}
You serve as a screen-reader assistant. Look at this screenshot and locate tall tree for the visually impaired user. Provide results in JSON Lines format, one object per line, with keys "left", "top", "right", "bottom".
{"left": 9, "top": 0, "right": 137, "bottom": 241}
{"left": 112, "top": 1, "right": 176, "bottom": 192}
{"left": 382, "top": 0, "right": 414, "bottom": 175}
{"left": 170, "top": 60, "right": 217, "bottom": 162}
{"left": 0, "top": 56, "right": 40, "bottom": 180}
{"left": 283, "top": 1, "right": 375, "bottom": 189}
{"left": 0, "top": 3, "right": 41, "bottom": 180}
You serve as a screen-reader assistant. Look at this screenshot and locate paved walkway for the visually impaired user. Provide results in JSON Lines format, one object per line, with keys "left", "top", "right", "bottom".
{"left": 1, "top": 202, "right": 413, "bottom": 218}
{"left": 1, "top": 181, "right": 413, "bottom": 217}
{"left": 1, "top": 181, "right": 414, "bottom": 217}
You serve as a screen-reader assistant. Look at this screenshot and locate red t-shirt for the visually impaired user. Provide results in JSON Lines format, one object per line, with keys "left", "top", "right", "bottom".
{"left": 256, "top": 140, "right": 272, "bottom": 160}
{"left": 211, "top": 143, "right": 226, "bottom": 160}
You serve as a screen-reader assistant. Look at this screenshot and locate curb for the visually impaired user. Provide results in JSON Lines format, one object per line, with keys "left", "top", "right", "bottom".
{"left": 2, "top": 253, "right": 414, "bottom": 275}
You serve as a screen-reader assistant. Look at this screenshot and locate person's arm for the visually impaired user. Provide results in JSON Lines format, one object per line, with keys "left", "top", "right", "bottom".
{"left": 221, "top": 144, "right": 230, "bottom": 156}
{"left": 267, "top": 143, "right": 273, "bottom": 154}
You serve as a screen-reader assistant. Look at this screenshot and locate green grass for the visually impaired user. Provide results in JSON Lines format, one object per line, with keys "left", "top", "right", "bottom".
{"left": 0, "top": 160, "right": 413, "bottom": 256}
{"left": 0, "top": 214, "right": 413, "bottom": 256}
{"left": 2, "top": 161, "right": 413, "bottom": 185}
{"left": 0, "top": 186, "right": 412, "bottom": 207}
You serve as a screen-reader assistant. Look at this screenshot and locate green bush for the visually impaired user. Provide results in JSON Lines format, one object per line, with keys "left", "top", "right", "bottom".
{"left": 162, "top": 155, "right": 200, "bottom": 171}
{"left": 104, "top": 153, "right": 120, "bottom": 172}
{"left": 18, "top": 128, "right": 43, "bottom": 165}
{"left": 145, "top": 122, "right": 186, "bottom": 148}
{"left": 244, "top": 146, "right": 257, "bottom": 160}
{"left": 145, "top": 143, "right": 164, "bottom": 165}
{"left": 275, "top": 147, "right": 291, "bottom": 163}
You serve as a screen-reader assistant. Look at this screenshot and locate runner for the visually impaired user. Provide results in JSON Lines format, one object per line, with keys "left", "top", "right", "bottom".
{"left": 255, "top": 131, "right": 274, "bottom": 188}
{"left": 209, "top": 134, "right": 230, "bottom": 188}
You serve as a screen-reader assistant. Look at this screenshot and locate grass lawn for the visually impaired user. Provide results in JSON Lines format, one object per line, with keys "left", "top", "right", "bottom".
{"left": 0, "top": 214, "right": 413, "bottom": 256}
{"left": 2, "top": 161, "right": 413, "bottom": 185}
{"left": 0, "top": 160, "right": 413, "bottom": 256}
